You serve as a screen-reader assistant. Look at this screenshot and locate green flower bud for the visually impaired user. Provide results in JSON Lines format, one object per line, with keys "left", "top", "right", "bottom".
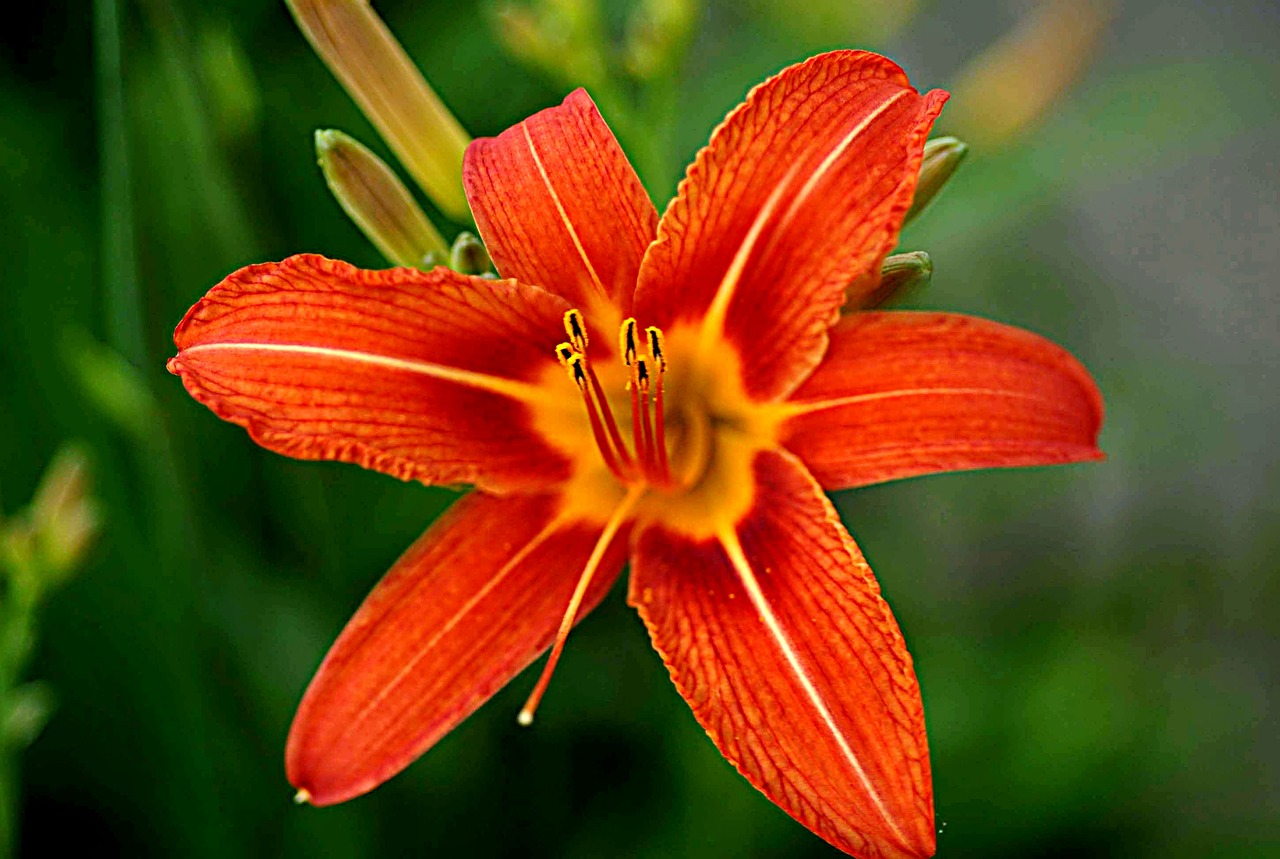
{"left": 450, "top": 232, "right": 492, "bottom": 276}
{"left": 287, "top": 0, "right": 471, "bottom": 221}
{"left": 904, "top": 137, "right": 968, "bottom": 225}
{"left": 860, "top": 251, "right": 933, "bottom": 309}
{"left": 1, "top": 444, "right": 100, "bottom": 594}
{"left": 29, "top": 446, "right": 100, "bottom": 586}
{"left": 316, "top": 129, "right": 449, "bottom": 268}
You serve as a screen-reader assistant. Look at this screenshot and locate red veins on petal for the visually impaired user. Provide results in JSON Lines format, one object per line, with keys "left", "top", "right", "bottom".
{"left": 630, "top": 448, "right": 933, "bottom": 859}
{"left": 168, "top": 254, "right": 573, "bottom": 493}
{"left": 464, "top": 88, "right": 659, "bottom": 320}
{"left": 782, "top": 312, "right": 1105, "bottom": 490}
{"left": 634, "top": 50, "right": 948, "bottom": 401}
{"left": 287, "top": 491, "right": 629, "bottom": 806}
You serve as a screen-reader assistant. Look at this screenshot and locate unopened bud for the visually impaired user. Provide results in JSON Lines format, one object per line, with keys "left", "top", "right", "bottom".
{"left": 945, "top": 0, "right": 1112, "bottom": 148}
{"left": 316, "top": 129, "right": 448, "bottom": 268}
{"left": 1, "top": 445, "right": 100, "bottom": 594}
{"left": 859, "top": 251, "right": 933, "bottom": 309}
{"left": 287, "top": 0, "right": 472, "bottom": 221}
{"left": 904, "top": 137, "right": 968, "bottom": 225}
{"left": 29, "top": 445, "right": 101, "bottom": 583}
{"left": 449, "top": 232, "right": 492, "bottom": 275}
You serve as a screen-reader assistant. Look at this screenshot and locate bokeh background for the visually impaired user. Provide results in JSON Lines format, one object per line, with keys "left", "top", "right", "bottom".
{"left": 3, "top": 0, "right": 1277, "bottom": 856}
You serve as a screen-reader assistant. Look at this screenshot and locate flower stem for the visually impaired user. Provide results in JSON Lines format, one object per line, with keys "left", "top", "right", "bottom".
{"left": 95, "top": 0, "right": 145, "bottom": 369}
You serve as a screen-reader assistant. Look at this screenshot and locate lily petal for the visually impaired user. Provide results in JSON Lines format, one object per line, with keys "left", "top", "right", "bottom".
{"left": 464, "top": 89, "right": 659, "bottom": 319}
{"left": 168, "top": 254, "right": 573, "bottom": 493}
{"left": 288, "top": 490, "right": 629, "bottom": 806}
{"left": 630, "top": 448, "right": 933, "bottom": 858}
{"left": 782, "top": 312, "right": 1105, "bottom": 490}
{"left": 634, "top": 51, "right": 947, "bottom": 401}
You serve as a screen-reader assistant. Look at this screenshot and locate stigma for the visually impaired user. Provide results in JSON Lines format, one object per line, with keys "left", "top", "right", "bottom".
{"left": 555, "top": 309, "right": 673, "bottom": 489}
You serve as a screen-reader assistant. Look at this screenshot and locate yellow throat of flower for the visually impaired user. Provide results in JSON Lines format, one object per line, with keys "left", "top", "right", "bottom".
{"left": 535, "top": 309, "right": 782, "bottom": 540}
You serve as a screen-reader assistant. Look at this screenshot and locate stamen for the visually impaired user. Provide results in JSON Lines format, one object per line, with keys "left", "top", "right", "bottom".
{"left": 561, "top": 316, "right": 632, "bottom": 473}
{"left": 635, "top": 358, "right": 655, "bottom": 479}
{"left": 563, "top": 309, "right": 589, "bottom": 353}
{"left": 518, "top": 485, "right": 645, "bottom": 726}
{"left": 553, "top": 315, "right": 674, "bottom": 488}
{"left": 645, "top": 327, "right": 671, "bottom": 485}
{"left": 628, "top": 358, "right": 647, "bottom": 478}
{"left": 563, "top": 352, "right": 627, "bottom": 481}
{"left": 585, "top": 364, "right": 633, "bottom": 470}
{"left": 652, "top": 375, "right": 670, "bottom": 484}
{"left": 645, "top": 326, "right": 665, "bottom": 372}
{"left": 619, "top": 318, "right": 639, "bottom": 366}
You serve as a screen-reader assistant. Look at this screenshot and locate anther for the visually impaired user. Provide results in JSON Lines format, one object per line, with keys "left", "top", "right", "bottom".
{"left": 645, "top": 326, "right": 666, "bottom": 371}
{"left": 619, "top": 318, "right": 639, "bottom": 366}
{"left": 555, "top": 342, "right": 576, "bottom": 366}
{"left": 563, "top": 309, "right": 589, "bottom": 353}
{"left": 565, "top": 354, "right": 588, "bottom": 391}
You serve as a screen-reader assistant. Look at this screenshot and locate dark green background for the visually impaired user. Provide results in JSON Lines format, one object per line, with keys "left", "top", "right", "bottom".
{"left": 3, "top": 0, "right": 1277, "bottom": 855}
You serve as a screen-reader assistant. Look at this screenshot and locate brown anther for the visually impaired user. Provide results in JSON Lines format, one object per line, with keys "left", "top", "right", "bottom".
{"left": 563, "top": 309, "right": 589, "bottom": 353}
{"left": 565, "top": 354, "right": 588, "bottom": 390}
{"left": 555, "top": 342, "right": 576, "bottom": 366}
{"left": 620, "top": 318, "right": 639, "bottom": 366}
{"left": 645, "top": 326, "right": 666, "bottom": 371}
{"left": 635, "top": 357, "right": 651, "bottom": 392}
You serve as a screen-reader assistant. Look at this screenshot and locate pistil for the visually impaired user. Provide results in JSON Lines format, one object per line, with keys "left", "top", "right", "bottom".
{"left": 526, "top": 313, "right": 678, "bottom": 724}
{"left": 518, "top": 484, "right": 644, "bottom": 726}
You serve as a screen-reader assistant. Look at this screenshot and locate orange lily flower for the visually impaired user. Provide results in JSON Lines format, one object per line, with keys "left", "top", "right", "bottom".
{"left": 168, "top": 51, "right": 1103, "bottom": 858}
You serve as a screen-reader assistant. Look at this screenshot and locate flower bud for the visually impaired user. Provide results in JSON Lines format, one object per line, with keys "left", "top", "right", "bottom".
{"left": 450, "top": 232, "right": 492, "bottom": 275}
{"left": 945, "top": 0, "right": 1112, "bottom": 148}
{"left": 859, "top": 251, "right": 933, "bottom": 309}
{"left": 904, "top": 137, "right": 967, "bottom": 225}
{"left": 1, "top": 445, "right": 100, "bottom": 594}
{"left": 316, "top": 129, "right": 449, "bottom": 268}
{"left": 29, "top": 445, "right": 101, "bottom": 584}
{"left": 287, "top": 0, "right": 472, "bottom": 221}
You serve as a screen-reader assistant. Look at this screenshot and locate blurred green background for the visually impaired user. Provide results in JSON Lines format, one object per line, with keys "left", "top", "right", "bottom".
{"left": 2, "top": 0, "right": 1277, "bottom": 856}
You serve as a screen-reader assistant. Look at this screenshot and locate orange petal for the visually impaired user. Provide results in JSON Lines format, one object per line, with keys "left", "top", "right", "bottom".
{"left": 782, "top": 312, "right": 1105, "bottom": 490}
{"left": 630, "top": 448, "right": 933, "bottom": 858}
{"left": 168, "top": 254, "right": 573, "bottom": 493}
{"left": 287, "top": 490, "right": 630, "bottom": 806}
{"left": 464, "top": 89, "right": 658, "bottom": 318}
{"left": 634, "top": 51, "right": 947, "bottom": 401}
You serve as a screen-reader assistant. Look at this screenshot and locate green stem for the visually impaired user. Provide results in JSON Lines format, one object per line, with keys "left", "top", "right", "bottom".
{"left": 0, "top": 565, "right": 40, "bottom": 859}
{"left": 94, "top": 0, "right": 146, "bottom": 369}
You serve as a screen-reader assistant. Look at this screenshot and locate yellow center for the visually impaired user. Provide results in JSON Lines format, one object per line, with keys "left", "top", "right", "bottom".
{"left": 531, "top": 310, "right": 784, "bottom": 539}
